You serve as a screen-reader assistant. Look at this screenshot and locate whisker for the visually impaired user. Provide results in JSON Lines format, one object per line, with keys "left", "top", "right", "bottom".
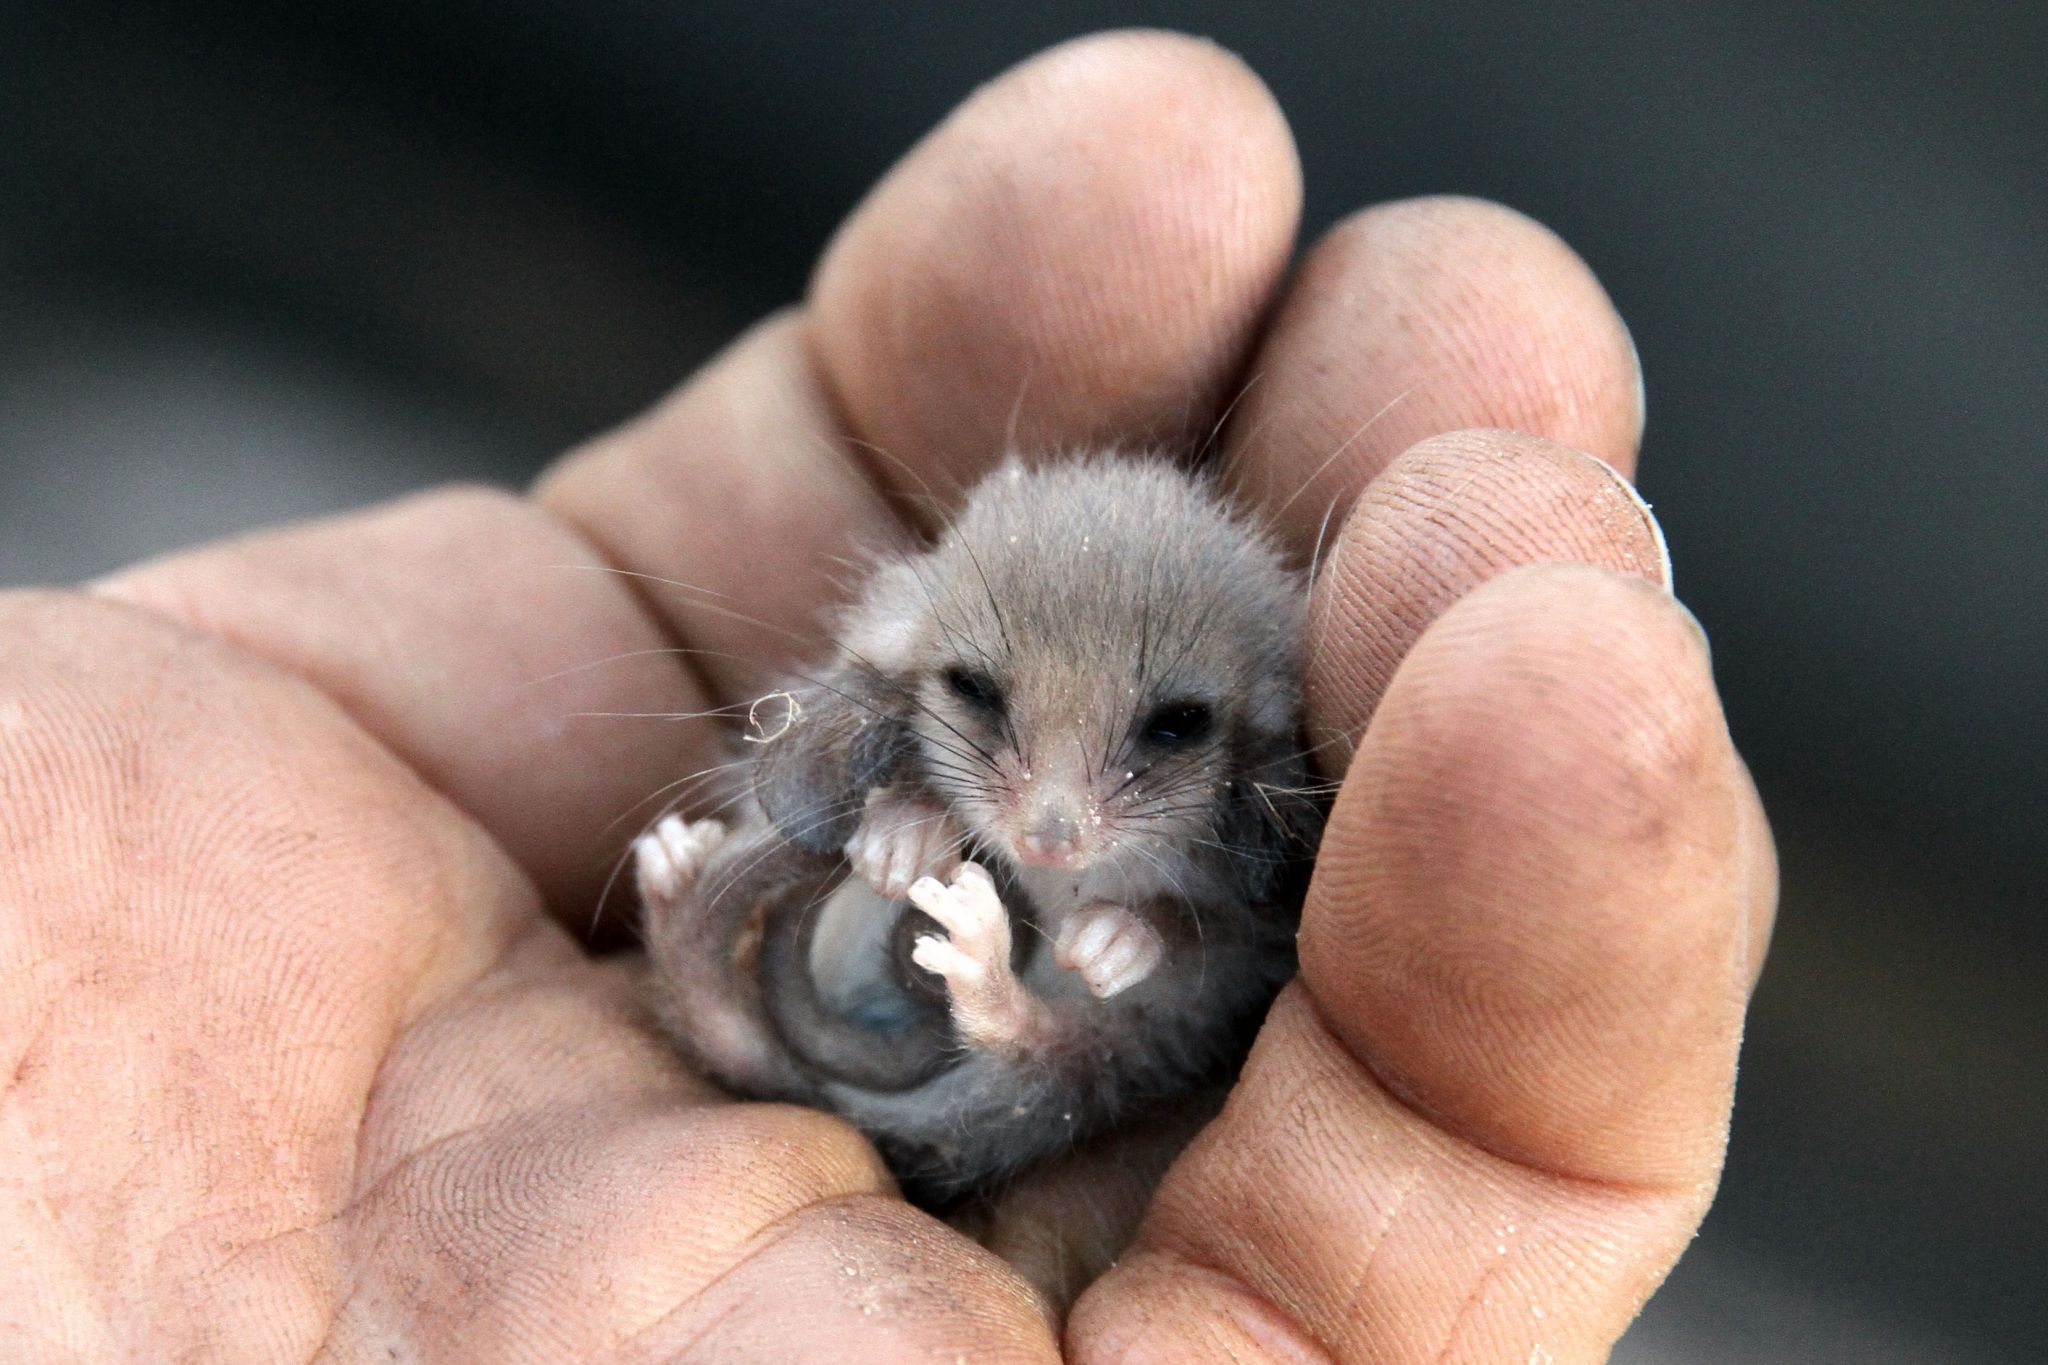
{"left": 1270, "top": 385, "right": 1416, "bottom": 526}
{"left": 516, "top": 644, "right": 717, "bottom": 691}
{"left": 568, "top": 704, "right": 755, "bottom": 722}
{"left": 1116, "top": 838, "right": 1207, "bottom": 994}
{"left": 844, "top": 433, "right": 965, "bottom": 519}
{"left": 600, "top": 757, "right": 755, "bottom": 839}
{"left": 1190, "top": 370, "right": 1264, "bottom": 471}
{"left": 1304, "top": 487, "right": 1347, "bottom": 584}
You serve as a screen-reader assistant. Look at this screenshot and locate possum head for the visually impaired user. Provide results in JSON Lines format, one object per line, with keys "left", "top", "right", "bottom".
{"left": 823, "top": 456, "right": 1315, "bottom": 899}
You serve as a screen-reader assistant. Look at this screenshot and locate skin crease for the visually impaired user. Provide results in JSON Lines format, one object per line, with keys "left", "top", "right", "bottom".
{"left": 0, "top": 28, "right": 1776, "bottom": 1365}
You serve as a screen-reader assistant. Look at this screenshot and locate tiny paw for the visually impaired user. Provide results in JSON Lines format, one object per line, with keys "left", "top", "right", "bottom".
{"left": 1053, "top": 904, "right": 1165, "bottom": 999}
{"left": 906, "top": 862, "right": 1010, "bottom": 971}
{"left": 846, "top": 787, "right": 962, "bottom": 899}
{"left": 906, "top": 863, "right": 1037, "bottom": 1048}
{"left": 910, "top": 933, "right": 985, "bottom": 988}
{"left": 634, "top": 815, "right": 729, "bottom": 910}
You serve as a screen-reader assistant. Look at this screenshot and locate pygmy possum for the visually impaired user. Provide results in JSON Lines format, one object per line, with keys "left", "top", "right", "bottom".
{"left": 636, "top": 454, "right": 1324, "bottom": 1205}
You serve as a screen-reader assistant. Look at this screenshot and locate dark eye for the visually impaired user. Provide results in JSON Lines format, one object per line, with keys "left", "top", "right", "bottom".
{"left": 1141, "top": 700, "right": 1212, "bottom": 746}
{"left": 944, "top": 665, "right": 1005, "bottom": 713}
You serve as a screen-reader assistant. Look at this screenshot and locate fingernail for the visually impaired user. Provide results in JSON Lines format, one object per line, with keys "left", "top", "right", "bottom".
{"left": 1673, "top": 595, "right": 1714, "bottom": 670}
{"left": 1621, "top": 313, "right": 1647, "bottom": 438}
{"left": 1572, "top": 445, "right": 1673, "bottom": 592}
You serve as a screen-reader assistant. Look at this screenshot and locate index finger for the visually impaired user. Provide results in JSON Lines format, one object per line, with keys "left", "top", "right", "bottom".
{"left": 539, "top": 29, "right": 1302, "bottom": 703}
{"left": 1220, "top": 196, "right": 1645, "bottom": 561}
{"left": 1069, "top": 567, "right": 1767, "bottom": 1362}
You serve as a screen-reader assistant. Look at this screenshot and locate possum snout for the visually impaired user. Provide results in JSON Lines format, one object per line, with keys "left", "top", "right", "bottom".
{"left": 1010, "top": 755, "right": 1101, "bottom": 868}
{"left": 1018, "top": 807, "right": 1083, "bottom": 866}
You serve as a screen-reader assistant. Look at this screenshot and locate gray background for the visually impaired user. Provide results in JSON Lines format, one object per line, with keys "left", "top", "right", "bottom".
{"left": 4, "top": 2, "right": 2041, "bottom": 1358}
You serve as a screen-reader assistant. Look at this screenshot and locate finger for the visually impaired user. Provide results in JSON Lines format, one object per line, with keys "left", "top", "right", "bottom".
{"left": 1070, "top": 566, "right": 1760, "bottom": 1362}
{"left": 537, "top": 311, "right": 910, "bottom": 706}
{"left": 1307, "top": 567, "right": 1748, "bottom": 1183}
{"left": 1735, "top": 756, "right": 1780, "bottom": 984}
{"left": 1304, "top": 428, "right": 1669, "bottom": 775}
{"left": 1294, "top": 429, "right": 1777, "bottom": 980}
{"left": 542, "top": 29, "right": 1303, "bottom": 705}
{"left": 95, "top": 487, "right": 703, "bottom": 918}
{"left": 811, "top": 29, "right": 1301, "bottom": 493}
{"left": 1226, "top": 197, "right": 1644, "bottom": 558}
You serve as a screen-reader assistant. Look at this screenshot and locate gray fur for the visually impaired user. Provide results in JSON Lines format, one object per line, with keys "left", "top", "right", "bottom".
{"left": 643, "top": 453, "right": 1323, "bottom": 1204}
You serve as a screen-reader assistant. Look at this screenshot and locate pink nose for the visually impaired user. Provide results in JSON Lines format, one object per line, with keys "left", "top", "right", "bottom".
{"left": 1017, "top": 828, "right": 1081, "bottom": 867}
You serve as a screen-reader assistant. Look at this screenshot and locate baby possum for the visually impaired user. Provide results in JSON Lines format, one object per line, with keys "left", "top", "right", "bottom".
{"left": 635, "top": 454, "right": 1322, "bottom": 1204}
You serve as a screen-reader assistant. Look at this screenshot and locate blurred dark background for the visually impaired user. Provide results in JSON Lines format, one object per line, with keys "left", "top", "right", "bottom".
{"left": 3, "top": 2, "right": 2040, "bottom": 1358}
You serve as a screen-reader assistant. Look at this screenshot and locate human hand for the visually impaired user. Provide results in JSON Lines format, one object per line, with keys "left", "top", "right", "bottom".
{"left": 1, "top": 30, "right": 1773, "bottom": 1362}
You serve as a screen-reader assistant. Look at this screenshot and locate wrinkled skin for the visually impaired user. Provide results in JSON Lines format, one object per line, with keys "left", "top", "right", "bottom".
{"left": 0, "top": 31, "right": 1773, "bottom": 1364}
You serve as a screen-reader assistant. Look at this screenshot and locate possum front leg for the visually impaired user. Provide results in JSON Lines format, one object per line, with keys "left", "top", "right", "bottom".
{"left": 855, "top": 862, "right": 1282, "bottom": 1203}
{"left": 636, "top": 816, "right": 768, "bottom": 1083}
{"left": 845, "top": 784, "right": 964, "bottom": 900}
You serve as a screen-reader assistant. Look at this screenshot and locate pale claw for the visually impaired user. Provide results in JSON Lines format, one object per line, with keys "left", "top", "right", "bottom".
{"left": 846, "top": 787, "right": 962, "bottom": 900}
{"left": 1053, "top": 903, "right": 1165, "bottom": 999}
{"left": 634, "top": 815, "right": 729, "bottom": 913}
{"left": 910, "top": 934, "right": 985, "bottom": 987}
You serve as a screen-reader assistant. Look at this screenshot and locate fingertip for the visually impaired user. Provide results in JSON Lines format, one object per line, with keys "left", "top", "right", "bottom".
{"left": 1230, "top": 196, "right": 1642, "bottom": 556}
{"left": 1574, "top": 438, "right": 1672, "bottom": 587}
{"left": 1303, "top": 430, "right": 1673, "bottom": 769}
{"left": 1734, "top": 754, "right": 1780, "bottom": 986}
{"left": 1303, "top": 563, "right": 1746, "bottom": 1186}
{"left": 1069, "top": 1249, "right": 1331, "bottom": 1364}
{"left": 811, "top": 29, "right": 1302, "bottom": 485}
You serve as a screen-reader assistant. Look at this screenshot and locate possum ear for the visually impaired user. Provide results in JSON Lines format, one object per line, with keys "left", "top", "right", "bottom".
{"left": 1217, "top": 734, "right": 1325, "bottom": 903}
{"left": 748, "top": 663, "right": 913, "bottom": 854}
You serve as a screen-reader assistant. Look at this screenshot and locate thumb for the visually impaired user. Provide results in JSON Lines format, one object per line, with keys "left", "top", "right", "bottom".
{"left": 1069, "top": 565, "right": 1768, "bottom": 1362}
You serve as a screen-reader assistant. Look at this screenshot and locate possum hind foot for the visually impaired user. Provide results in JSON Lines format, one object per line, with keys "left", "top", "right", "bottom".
{"left": 906, "top": 862, "right": 1047, "bottom": 1051}
{"left": 634, "top": 815, "right": 730, "bottom": 927}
